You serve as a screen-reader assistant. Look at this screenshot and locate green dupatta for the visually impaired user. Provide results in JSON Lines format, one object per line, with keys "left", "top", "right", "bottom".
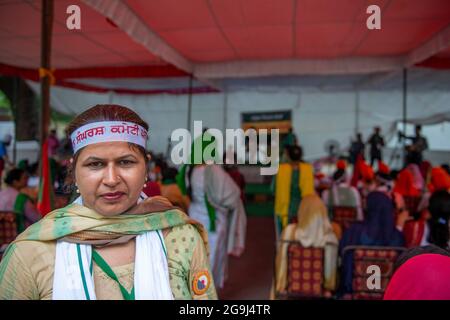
{"left": 176, "top": 133, "right": 217, "bottom": 232}
{"left": 2, "top": 203, "right": 209, "bottom": 260}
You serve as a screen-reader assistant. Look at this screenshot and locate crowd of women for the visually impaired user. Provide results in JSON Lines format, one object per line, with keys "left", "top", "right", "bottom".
{"left": 0, "top": 103, "right": 448, "bottom": 300}
{"left": 273, "top": 144, "right": 450, "bottom": 299}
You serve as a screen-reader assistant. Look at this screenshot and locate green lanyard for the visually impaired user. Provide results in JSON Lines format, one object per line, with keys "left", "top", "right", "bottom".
{"left": 204, "top": 194, "right": 216, "bottom": 232}
{"left": 91, "top": 250, "right": 135, "bottom": 300}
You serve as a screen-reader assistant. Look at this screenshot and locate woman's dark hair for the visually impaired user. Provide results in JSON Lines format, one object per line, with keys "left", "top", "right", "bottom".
{"left": 64, "top": 104, "right": 149, "bottom": 192}
{"left": 376, "top": 172, "right": 391, "bottom": 182}
{"left": 441, "top": 164, "right": 450, "bottom": 175}
{"left": 427, "top": 190, "right": 450, "bottom": 249}
{"left": 154, "top": 154, "right": 167, "bottom": 173}
{"left": 4, "top": 168, "right": 25, "bottom": 186}
{"left": 162, "top": 167, "right": 178, "bottom": 181}
{"left": 390, "top": 169, "right": 399, "bottom": 180}
{"left": 28, "top": 162, "right": 39, "bottom": 176}
{"left": 394, "top": 245, "right": 450, "bottom": 272}
{"left": 287, "top": 145, "right": 303, "bottom": 162}
{"left": 333, "top": 169, "right": 345, "bottom": 182}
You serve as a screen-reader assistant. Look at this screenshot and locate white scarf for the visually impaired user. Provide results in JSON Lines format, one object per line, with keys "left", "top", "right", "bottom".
{"left": 52, "top": 193, "right": 174, "bottom": 300}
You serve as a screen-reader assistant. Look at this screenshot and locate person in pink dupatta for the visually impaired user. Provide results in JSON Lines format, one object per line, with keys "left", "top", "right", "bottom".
{"left": 384, "top": 253, "right": 450, "bottom": 300}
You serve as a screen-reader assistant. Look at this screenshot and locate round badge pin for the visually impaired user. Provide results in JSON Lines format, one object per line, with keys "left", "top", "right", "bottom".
{"left": 192, "top": 270, "right": 211, "bottom": 295}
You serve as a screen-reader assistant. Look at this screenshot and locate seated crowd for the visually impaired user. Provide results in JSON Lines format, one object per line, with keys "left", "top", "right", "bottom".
{"left": 0, "top": 127, "right": 449, "bottom": 300}
{"left": 273, "top": 145, "right": 450, "bottom": 300}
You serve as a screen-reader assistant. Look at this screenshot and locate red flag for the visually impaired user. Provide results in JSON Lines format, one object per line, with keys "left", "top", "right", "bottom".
{"left": 37, "top": 139, "right": 54, "bottom": 216}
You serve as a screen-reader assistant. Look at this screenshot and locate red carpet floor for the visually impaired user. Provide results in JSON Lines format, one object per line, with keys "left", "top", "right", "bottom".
{"left": 218, "top": 216, "right": 276, "bottom": 300}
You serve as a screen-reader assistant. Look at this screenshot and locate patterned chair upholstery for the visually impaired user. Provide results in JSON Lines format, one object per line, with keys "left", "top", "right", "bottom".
{"left": 332, "top": 206, "right": 357, "bottom": 230}
{"left": 274, "top": 240, "right": 326, "bottom": 299}
{"left": 287, "top": 244, "right": 324, "bottom": 298}
{"left": 0, "top": 211, "right": 18, "bottom": 261}
{"left": 343, "top": 245, "right": 406, "bottom": 300}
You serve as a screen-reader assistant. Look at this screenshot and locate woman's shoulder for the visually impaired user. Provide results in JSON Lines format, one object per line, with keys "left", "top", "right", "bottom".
{"left": 1, "top": 240, "right": 56, "bottom": 281}
{"left": 8, "top": 240, "right": 56, "bottom": 264}
{"left": 163, "top": 223, "right": 200, "bottom": 240}
{"left": 0, "top": 186, "right": 16, "bottom": 197}
{"left": 0, "top": 240, "right": 55, "bottom": 300}
{"left": 162, "top": 223, "right": 205, "bottom": 269}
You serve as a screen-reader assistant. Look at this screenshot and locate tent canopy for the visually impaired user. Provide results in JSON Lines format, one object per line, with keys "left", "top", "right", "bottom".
{"left": 1, "top": 0, "right": 450, "bottom": 164}
{"left": 0, "top": 0, "right": 449, "bottom": 92}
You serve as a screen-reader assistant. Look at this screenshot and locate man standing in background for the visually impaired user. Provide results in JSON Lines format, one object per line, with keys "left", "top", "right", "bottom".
{"left": 401, "top": 124, "right": 429, "bottom": 165}
{"left": 368, "top": 126, "right": 385, "bottom": 167}
{"left": 349, "top": 133, "right": 365, "bottom": 165}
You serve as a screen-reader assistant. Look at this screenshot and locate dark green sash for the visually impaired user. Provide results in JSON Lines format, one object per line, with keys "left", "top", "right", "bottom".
{"left": 162, "top": 178, "right": 175, "bottom": 185}
{"left": 13, "top": 193, "right": 29, "bottom": 233}
{"left": 92, "top": 250, "right": 135, "bottom": 300}
{"left": 177, "top": 164, "right": 216, "bottom": 232}
{"left": 204, "top": 194, "right": 216, "bottom": 232}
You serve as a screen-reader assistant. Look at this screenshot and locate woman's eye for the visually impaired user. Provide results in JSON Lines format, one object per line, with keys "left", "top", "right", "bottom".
{"left": 88, "top": 162, "right": 103, "bottom": 168}
{"left": 119, "top": 160, "right": 135, "bottom": 166}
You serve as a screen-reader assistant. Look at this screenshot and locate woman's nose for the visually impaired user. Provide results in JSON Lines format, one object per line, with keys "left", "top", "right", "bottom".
{"left": 103, "top": 164, "right": 121, "bottom": 186}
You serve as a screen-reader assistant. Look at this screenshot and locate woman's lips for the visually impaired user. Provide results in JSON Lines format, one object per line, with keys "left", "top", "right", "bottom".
{"left": 101, "top": 192, "right": 125, "bottom": 201}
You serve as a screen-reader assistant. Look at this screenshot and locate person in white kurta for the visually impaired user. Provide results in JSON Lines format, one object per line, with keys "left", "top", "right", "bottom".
{"left": 321, "top": 169, "right": 364, "bottom": 221}
{"left": 176, "top": 134, "right": 247, "bottom": 290}
{"left": 188, "top": 165, "right": 229, "bottom": 288}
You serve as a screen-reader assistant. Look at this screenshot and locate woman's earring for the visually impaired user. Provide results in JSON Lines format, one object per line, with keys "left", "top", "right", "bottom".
{"left": 75, "top": 183, "right": 80, "bottom": 194}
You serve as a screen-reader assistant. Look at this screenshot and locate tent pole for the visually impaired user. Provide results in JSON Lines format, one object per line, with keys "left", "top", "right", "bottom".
{"left": 402, "top": 68, "right": 407, "bottom": 159}
{"left": 223, "top": 91, "right": 228, "bottom": 132}
{"left": 13, "top": 77, "right": 18, "bottom": 165}
{"left": 40, "top": 0, "right": 54, "bottom": 151}
{"left": 355, "top": 90, "right": 360, "bottom": 135}
{"left": 187, "top": 75, "right": 193, "bottom": 132}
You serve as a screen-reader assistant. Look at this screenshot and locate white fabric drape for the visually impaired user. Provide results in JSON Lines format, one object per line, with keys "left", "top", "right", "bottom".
{"left": 52, "top": 193, "right": 173, "bottom": 300}
{"left": 26, "top": 81, "right": 450, "bottom": 164}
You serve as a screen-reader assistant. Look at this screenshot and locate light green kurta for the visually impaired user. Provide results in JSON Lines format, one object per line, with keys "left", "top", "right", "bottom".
{"left": 0, "top": 224, "right": 217, "bottom": 300}
{"left": 0, "top": 204, "right": 217, "bottom": 300}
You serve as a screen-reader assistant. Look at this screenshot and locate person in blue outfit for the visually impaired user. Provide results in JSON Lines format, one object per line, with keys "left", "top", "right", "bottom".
{"left": 338, "top": 191, "right": 405, "bottom": 297}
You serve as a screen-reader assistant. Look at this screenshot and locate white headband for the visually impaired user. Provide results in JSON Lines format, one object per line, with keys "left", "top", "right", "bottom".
{"left": 71, "top": 121, "right": 148, "bottom": 154}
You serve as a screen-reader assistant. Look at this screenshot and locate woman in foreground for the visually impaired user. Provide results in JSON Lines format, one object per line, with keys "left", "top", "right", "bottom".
{"left": 0, "top": 104, "right": 217, "bottom": 300}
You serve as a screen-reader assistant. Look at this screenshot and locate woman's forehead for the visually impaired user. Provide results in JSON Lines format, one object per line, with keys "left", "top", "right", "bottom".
{"left": 78, "top": 141, "right": 142, "bottom": 159}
